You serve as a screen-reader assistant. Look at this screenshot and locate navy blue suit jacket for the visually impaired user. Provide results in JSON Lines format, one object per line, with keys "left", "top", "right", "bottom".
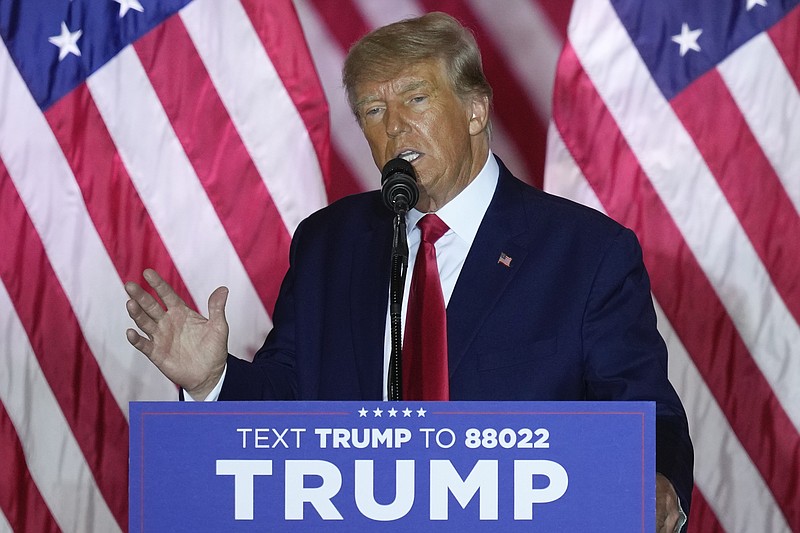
{"left": 221, "top": 157, "right": 693, "bottom": 511}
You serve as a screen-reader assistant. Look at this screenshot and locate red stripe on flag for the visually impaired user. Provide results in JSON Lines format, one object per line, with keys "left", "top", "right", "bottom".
{"left": 421, "top": 0, "right": 548, "bottom": 188}
{"left": 552, "top": 42, "right": 800, "bottom": 530}
{"left": 768, "top": 4, "right": 800, "bottom": 90}
{"left": 672, "top": 68, "right": 800, "bottom": 325}
{"left": 306, "top": 0, "right": 371, "bottom": 55}
{"left": 134, "top": 15, "right": 291, "bottom": 315}
{"left": 686, "top": 487, "right": 726, "bottom": 533}
{"left": 0, "top": 161, "right": 128, "bottom": 530}
{"left": 0, "top": 401, "right": 60, "bottom": 533}
{"left": 240, "top": 0, "right": 332, "bottom": 195}
{"left": 45, "top": 84, "right": 197, "bottom": 309}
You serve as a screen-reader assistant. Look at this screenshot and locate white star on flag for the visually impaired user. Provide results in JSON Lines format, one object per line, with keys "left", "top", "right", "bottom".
{"left": 114, "top": 0, "right": 144, "bottom": 17}
{"left": 48, "top": 22, "right": 82, "bottom": 61}
{"left": 747, "top": 0, "right": 767, "bottom": 10}
{"left": 671, "top": 22, "right": 703, "bottom": 57}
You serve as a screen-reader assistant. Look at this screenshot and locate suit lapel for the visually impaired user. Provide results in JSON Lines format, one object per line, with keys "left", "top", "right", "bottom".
{"left": 351, "top": 198, "right": 393, "bottom": 399}
{"left": 446, "top": 163, "right": 531, "bottom": 376}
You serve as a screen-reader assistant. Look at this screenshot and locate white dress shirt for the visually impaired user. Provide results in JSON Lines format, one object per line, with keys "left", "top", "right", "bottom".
{"left": 381, "top": 151, "right": 499, "bottom": 399}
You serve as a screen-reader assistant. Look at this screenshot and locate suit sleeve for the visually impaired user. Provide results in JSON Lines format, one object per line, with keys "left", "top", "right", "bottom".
{"left": 218, "top": 220, "right": 307, "bottom": 401}
{"left": 582, "top": 227, "right": 694, "bottom": 515}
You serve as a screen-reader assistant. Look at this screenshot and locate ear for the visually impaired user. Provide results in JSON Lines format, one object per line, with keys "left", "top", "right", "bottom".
{"left": 468, "top": 95, "right": 490, "bottom": 136}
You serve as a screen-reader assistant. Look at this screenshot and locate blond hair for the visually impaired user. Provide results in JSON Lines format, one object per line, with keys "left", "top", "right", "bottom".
{"left": 342, "top": 12, "right": 493, "bottom": 117}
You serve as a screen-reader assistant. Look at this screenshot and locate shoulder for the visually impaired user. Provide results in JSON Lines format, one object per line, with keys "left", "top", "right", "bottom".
{"left": 291, "top": 190, "right": 388, "bottom": 246}
{"left": 301, "top": 190, "right": 384, "bottom": 228}
{"left": 496, "top": 158, "right": 628, "bottom": 243}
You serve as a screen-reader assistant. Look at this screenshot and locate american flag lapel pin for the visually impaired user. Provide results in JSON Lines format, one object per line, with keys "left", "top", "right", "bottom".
{"left": 498, "top": 252, "right": 512, "bottom": 267}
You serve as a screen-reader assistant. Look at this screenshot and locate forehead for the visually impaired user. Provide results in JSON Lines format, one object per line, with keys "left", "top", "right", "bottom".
{"left": 353, "top": 58, "right": 450, "bottom": 104}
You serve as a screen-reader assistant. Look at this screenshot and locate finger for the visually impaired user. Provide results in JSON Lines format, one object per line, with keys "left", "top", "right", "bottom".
{"left": 126, "top": 298, "right": 159, "bottom": 336}
{"left": 143, "top": 268, "right": 186, "bottom": 310}
{"left": 208, "top": 286, "right": 229, "bottom": 324}
{"left": 126, "top": 328, "right": 154, "bottom": 358}
{"left": 125, "top": 279, "right": 165, "bottom": 322}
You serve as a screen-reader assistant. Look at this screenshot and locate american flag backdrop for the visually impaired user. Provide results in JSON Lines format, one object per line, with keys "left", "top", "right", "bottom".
{"left": 0, "top": 1, "right": 796, "bottom": 533}
{"left": 547, "top": 0, "right": 800, "bottom": 532}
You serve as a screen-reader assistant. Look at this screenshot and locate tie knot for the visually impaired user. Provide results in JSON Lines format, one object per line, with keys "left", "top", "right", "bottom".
{"left": 417, "top": 214, "right": 449, "bottom": 244}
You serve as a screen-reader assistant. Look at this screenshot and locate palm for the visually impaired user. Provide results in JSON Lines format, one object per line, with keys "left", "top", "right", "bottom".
{"left": 149, "top": 299, "right": 227, "bottom": 389}
{"left": 125, "top": 269, "right": 229, "bottom": 398}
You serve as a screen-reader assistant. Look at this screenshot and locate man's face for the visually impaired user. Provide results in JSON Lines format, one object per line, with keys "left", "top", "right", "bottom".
{"left": 354, "top": 59, "right": 489, "bottom": 212}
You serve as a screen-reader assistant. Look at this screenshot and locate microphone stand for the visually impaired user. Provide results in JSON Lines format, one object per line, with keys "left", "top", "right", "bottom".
{"left": 380, "top": 156, "right": 418, "bottom": 401}
{"left": 388, "top": 209, "right": 409, "bottom": 401}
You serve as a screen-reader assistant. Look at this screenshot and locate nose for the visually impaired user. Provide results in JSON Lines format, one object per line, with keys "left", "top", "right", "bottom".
{"left": 384, "top": 105, "right": 410, "bottom": 137}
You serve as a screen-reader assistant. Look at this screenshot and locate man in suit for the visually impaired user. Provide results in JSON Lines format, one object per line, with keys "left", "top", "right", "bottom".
{"left": 124, "top": 12, "right": 691, "bottom": 532}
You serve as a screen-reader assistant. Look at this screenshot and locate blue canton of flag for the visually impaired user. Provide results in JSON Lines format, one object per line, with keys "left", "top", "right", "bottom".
{"left": 2, "top": 0, "right": 190, "bottom": 110}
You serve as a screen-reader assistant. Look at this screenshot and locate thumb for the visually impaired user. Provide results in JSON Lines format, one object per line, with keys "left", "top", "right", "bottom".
{"left": 208, "top": 286, "right": 229, "bottom": 323}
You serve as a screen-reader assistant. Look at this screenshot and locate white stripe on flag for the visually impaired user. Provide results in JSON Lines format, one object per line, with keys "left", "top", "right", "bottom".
{"left": 718, "top": 31, "right": 800, "bottom": 214}
{"left": 0, "top": 283, "right": 120, "bottom": 533}
{"left": 181, "top": 0, "right": 327, "bottom": 233}
{"left": 568, "top": 0, "right": 800, "bottom": 431}
{"left": 544, "top": 122, "right": 603, "bottom": 210}
{"left": 0, "top": 39, "right": 175, "bottom": 413}
{"left": 87, "top": 45, "right": 270, "bottom": 361}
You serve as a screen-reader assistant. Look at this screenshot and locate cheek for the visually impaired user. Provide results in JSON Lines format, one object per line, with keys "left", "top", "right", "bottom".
{"left": 363, "top": 130, "right": 387, "bottom": 159}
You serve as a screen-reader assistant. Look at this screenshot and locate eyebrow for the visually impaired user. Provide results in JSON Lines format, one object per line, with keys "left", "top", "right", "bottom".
{"left": 355, "top": 95, "right": 381, "bottom": 111}
{"left": 354, "top": 79, "right": 434, "bottom": 111}
{"left": 396, "top": 79, "right": 430, "bottom": 94}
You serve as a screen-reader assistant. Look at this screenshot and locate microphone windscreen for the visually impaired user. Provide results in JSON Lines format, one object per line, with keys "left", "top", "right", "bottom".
{"left": 381, "top": 157, "right": 415, "bottom": 185}
{"left": 381, "top": 158, "right": 419, "bottom": 213}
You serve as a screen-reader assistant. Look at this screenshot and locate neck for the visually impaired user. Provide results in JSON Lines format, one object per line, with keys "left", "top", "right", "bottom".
{"left": 418, "top": 143, "right": 490, "bottom": 212}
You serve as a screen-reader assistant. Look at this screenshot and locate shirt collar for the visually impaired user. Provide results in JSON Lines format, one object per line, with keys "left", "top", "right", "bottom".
{"left": 407, "top": 151, "right": 499, "bottom": 245}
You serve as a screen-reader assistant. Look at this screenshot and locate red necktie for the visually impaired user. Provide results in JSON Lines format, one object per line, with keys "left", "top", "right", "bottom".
{"left": 403, "top": 214, "right": 450, "bottom": 400}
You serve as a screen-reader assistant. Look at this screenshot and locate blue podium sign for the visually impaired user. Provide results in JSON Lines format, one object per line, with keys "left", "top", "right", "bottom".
{"left": 130, "top": 401, "right": 654, "bottom": 532}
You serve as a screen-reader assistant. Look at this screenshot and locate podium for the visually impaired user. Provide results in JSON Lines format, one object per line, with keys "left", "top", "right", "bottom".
{"left": 130, "top": 401, "right": 654, "bottom": 532}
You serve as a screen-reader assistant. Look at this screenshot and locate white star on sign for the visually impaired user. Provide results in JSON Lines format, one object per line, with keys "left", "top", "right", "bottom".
{"left": 48, "top": 22, "right": 82, "bottom": 61}
{"left": 388, "top": 408, "right": 398, "bottom": 417}
{"left": 402, "top": 408, "right": 412, "bottom": 417}
{"left": 114, "top": 0, "right": 144, "bottom": 17}
{"left": 373, "top": 407, "right": 383, "bottom": 417}
{"left": 671, "top": 23, "right": 703, "bottom": 57}
{"left": 416, "top": 408, "right": 426, "bottom": 418}
{"left": 747, "top": 0, "right": 767, "bottom": 10}
{"left": 358, "top": 408, "right": 368, "bottom": 417}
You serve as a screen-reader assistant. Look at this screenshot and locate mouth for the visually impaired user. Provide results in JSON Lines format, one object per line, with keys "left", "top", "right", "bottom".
{"left": 396, "top": 149, "right": 423, "bottom": 163}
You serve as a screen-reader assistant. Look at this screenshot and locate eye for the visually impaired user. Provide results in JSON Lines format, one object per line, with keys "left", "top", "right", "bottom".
{"left": 363, "top": 106, "right": 384, "bottom": 119}
{"left": 409, "top": 95, "right": 427, "bottom": 104}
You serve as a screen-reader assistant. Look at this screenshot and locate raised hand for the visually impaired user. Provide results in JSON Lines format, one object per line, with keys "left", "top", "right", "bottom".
{"left": 125, "top": 269, "right": 229, "bottom": 400}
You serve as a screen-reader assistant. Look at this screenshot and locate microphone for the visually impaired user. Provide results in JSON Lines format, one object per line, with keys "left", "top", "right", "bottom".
{"left": 381, "top": 158, "right": 419, "bottom": 214}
